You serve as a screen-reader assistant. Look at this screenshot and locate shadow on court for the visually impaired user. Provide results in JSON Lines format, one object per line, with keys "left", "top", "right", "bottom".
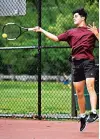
{"left": 0, "top": 119, "right": 99, "bottom": 139}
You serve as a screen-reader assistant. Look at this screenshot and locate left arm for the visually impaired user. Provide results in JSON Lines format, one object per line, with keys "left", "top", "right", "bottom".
{"left": 87, "top": 22, "right": 99, "bottom": 41}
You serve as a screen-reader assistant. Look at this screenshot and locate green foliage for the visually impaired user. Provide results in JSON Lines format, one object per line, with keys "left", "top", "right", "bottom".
{"left": 42, "top": 48, "right": 71, "bottom": 75}
{"left": 0, "top": 81, "right": 71, "bottom": 114}
{"left": 0, "top": 50, "right": 38, "bottom": 74}
{"left": 0, "top": 0, "right": 99, "bottom": 75}
{"left": 84, "top": 0, "right": 99, "bottom": 5}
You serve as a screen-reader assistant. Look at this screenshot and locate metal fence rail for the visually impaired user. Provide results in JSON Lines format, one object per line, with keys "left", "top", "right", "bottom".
{"left": 0, "top": 0, "right": 99, "bottom": 120}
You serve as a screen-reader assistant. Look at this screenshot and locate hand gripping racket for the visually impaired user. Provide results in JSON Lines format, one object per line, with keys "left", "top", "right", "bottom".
{"left": 2, "top": 23, "right": 34, "bottom": 40}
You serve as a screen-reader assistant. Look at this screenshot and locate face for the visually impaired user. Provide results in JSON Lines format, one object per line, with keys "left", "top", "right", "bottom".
{"left": 73, "top": 13, "right": 85, "bottom": 25}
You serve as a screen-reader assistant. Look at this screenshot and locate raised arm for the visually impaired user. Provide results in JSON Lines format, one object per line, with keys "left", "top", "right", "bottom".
{"left": 87, "top": 22, "right": 99, "bottom": 41}
{"left": 33, "top": 26, "right": 59, "bottom": 42}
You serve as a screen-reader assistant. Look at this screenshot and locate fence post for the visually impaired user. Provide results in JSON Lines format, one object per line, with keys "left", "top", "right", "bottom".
{"left": 37, "top": 0, "right": 42, "bottom": 120}
{"left": 71, "top": 75, "right": 77, "bottom": 117}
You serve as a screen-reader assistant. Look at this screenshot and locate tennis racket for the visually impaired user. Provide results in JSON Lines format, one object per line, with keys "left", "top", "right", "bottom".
{"left": 2, "top": 23, "right": 34, "bottom": 40}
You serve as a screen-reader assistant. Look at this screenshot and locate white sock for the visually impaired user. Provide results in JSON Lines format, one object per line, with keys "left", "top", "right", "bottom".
{"left": 80, "top": 113, "right": 86, "bottom": 118}
{"left": 91, "top": 109, "right": 97, "bottom": 114}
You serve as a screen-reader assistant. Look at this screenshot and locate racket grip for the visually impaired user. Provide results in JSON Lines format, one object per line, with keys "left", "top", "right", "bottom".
{"left": 28, "top": 28, "right": 34, "bottom": 31}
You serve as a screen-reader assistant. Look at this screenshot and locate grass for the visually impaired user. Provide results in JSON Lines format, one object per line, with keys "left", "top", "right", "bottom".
{"left": 0, "top": 81, "right": 72, "bottom": 114}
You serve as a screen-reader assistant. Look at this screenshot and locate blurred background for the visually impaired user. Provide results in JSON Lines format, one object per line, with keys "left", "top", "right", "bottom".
{"left": 0, "top": 0, "right": 99, "bottom": 119}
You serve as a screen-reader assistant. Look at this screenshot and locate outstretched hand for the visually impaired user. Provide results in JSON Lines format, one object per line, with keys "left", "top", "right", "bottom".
{"left": 32, "top": 26, "right": 42, "bottom": 32}
{"left": 87, "top": 22, "right": 98, "bottom": 36}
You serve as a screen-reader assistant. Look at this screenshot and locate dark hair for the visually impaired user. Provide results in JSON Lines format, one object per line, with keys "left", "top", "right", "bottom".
{"left": 73, "top": 8, "right": 87, "bottom": 21}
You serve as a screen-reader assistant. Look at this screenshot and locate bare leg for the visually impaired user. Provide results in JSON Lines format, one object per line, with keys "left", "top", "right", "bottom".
{"left": 86, "top": 78, "right": 97, "bottom": 111}
{"left": 86, "top": 78, "right": 98, "bottom": 123}
{"left": 73, "top": 80, "right": 86, "bottom": 114}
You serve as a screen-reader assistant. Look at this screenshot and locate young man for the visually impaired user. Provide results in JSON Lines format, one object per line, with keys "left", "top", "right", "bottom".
{"left": 33, "top": 8, "right": 99, "bottom": 131}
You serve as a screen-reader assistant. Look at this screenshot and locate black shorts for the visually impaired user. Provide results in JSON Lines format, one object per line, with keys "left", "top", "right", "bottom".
{"left": 72, "top": 59, "right": 96, "bottom": 82}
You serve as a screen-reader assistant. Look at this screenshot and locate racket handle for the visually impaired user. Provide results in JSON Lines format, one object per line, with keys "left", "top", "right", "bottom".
{"left": 28, "top": 28, "right": 34, "bottom": 31}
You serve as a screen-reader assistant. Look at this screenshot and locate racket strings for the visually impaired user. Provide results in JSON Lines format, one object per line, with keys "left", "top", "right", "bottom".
{"left": 3, "top": 24, "right": 21, "bottom": 39}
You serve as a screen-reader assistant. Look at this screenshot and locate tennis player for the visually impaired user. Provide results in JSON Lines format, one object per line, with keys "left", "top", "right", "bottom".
{"left": 33, "top": 8, "right": 99, "bottom": 131}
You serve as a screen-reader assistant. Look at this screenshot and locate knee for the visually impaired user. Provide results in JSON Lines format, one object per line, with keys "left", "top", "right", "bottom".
{"left": 76, "top": 89, "right": 84, "bottom": 98}
{"left": 86, "top": 83, "right": 94, "bottom": 92}
{"left": 86, "top": 78, "right": 95, "bottom": 92}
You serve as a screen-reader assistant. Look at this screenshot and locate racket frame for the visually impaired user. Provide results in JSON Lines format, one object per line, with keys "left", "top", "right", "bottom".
{"left": 2, "top": 22, "right": 34, "bottom": 40}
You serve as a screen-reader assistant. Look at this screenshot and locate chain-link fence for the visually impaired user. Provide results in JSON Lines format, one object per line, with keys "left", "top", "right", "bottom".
{"left": 0, "top": 0, "right": 99, "bottom": 119}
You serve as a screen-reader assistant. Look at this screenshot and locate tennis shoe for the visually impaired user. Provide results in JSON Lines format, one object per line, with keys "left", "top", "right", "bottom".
{"left": 79, "top": 115, "right": 88, "bottom": 131}
{"left": 87, "top": 112, "right": 99, "bottom": 123}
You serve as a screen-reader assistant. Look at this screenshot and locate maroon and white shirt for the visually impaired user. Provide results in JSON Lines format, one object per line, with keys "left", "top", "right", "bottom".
{"left": 57, "top": 27, "right": 98, "bottom": 60}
